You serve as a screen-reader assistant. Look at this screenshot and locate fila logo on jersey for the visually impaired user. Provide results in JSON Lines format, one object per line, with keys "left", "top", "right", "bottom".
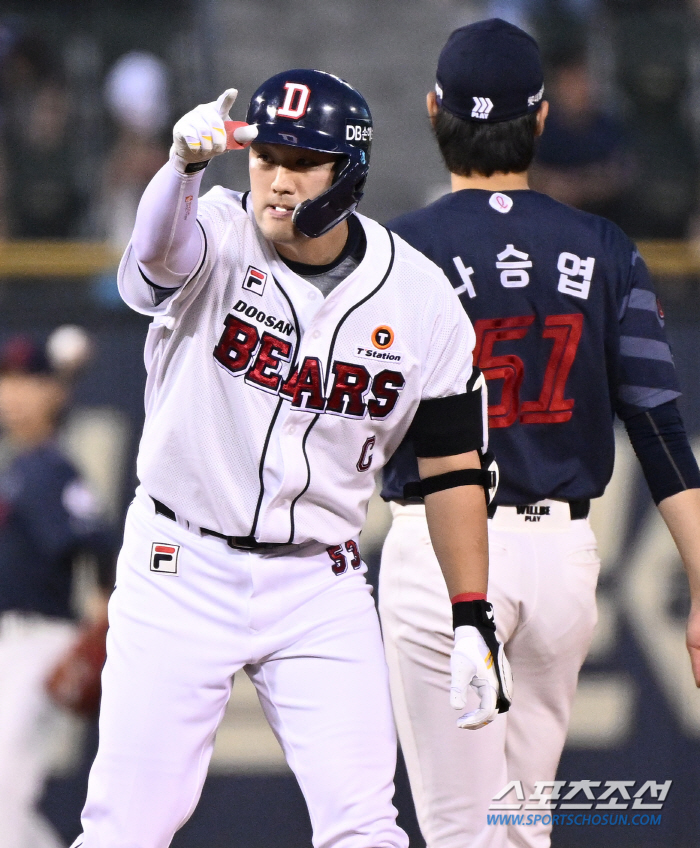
{"left": 242, "top": 266, "right": 268, "bottom": 297}
{"left": 150, "top": 543, "right": 180, "bottom": 574}
{"left": 472, "top": 97, "right": 493, "bottom": 119}
{"left": 277, "top": 82, "right": 311, "bottom": 119}
{"left": 214, "top": 312, "right": 406, "bottom": 420}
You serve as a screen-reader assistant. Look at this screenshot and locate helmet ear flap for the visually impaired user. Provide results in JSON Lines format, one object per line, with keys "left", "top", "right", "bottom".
{"left": 292, "top": 158, "right": 368, "bottom": 238}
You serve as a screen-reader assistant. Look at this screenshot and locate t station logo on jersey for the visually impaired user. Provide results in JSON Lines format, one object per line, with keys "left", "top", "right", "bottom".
{"left": 213, "top": 302, "right": 406, "bottom": 420}
{"left": 354, "top": 325, "right": 402, "bottom": 363}
{"left": 372, "top": 326, "right": 393, "bottom": 349}
{"left": 150, "top": 543, "right": 180, "bottom": 575}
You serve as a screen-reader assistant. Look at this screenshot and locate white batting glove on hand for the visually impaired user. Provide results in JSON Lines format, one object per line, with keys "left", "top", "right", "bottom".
{"left": 450, "top": 606, "right": 513, "bottom": 729}
{"left": 170, "top": 89, "right": 258, "bottom": 174}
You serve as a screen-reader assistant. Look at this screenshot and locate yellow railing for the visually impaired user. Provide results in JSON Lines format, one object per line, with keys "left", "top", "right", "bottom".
{"left": 0, "top": 242, "right": 121, "bottom": 277}
{"left": 1, "top": 240, "right": 700, "bottom": 278}
{"left": 635, "top": 241, "right": 700, "bottom": 277}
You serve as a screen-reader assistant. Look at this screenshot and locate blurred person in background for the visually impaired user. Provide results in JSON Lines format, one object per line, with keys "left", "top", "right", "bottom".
{"left": 485, "top": 0, "right": 601, "bottom": 30}
{"left": 0, "top": 30, "right": 85, "bottom": 238}
{"left": 100, "top": 51, "right": 170, "bottom": 252}
{"left": 0, "top": 328, "right": 116, "bottom": 848}
{"left": 605, "top": 0, "right": 700, "bottom": 238}
{"left": 531, "top": 46, "right": 632, "bottom": 225}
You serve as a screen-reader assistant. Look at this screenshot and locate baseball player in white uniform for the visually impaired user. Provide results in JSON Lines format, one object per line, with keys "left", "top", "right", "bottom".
{"left": 70, "top": 69, "right": 512, "bottom": 848}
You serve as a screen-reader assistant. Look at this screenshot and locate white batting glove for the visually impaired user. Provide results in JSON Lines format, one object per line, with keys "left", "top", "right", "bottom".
{"left": 170, "top": 89, "right": 257, "bottom": 173}
{"left": 450, "top": 623, "right": 513, "bottom": 730}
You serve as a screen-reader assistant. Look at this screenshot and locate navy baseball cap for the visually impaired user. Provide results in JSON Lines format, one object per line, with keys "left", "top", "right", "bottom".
{"left": 436, "top": 18, "right": 544, "bottom": 123}
{"left": 0, "top": 336, "right": 51, "bottom": 375}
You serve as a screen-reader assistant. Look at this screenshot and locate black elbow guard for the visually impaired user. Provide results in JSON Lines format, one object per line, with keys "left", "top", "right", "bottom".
{"left": 403, "top": 450, "right": 499, "bottom": 504}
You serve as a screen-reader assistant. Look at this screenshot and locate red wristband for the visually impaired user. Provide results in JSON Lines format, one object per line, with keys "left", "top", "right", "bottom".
{"left": 451, "top": 592, "right": 487, "bottom": 604}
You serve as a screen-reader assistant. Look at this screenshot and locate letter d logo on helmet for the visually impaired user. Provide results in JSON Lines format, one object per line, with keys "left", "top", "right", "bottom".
{"left": 246, "top": 69, "right": 372, "bottom": 238}
{"left": 277, "top": 83, "right": 311, "bottom": 119}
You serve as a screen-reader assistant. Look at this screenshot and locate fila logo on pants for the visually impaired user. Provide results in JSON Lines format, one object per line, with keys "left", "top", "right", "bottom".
{"left": 150, "top": 543, "right": 180, "bottom": 574}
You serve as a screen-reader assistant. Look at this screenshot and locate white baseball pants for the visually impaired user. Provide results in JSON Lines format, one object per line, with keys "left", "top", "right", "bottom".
{"left": 0, "top": 612, "right": 77, "bottom": 848}
{"left": 379, "top": 502, "right": 600, "bottom": 848}
{"left": 72, "top": 491, "right": 408, "bottom": 848}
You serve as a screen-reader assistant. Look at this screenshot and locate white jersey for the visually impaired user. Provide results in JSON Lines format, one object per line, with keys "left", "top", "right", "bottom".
{"left": 118, "top": 187, "right": 480, "bottom": 545}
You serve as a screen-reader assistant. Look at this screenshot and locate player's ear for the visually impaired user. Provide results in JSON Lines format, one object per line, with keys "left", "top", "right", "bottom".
{"left": 535, "top": 101, "right": 549, "bottom": 137}
{"left": 426, "top": 91, "right": 439, "bottom": 126}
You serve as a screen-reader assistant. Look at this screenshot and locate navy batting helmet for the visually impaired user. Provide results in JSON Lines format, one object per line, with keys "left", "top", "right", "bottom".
{"left": 246, "top": 69, "right": 372, "bottom": 238}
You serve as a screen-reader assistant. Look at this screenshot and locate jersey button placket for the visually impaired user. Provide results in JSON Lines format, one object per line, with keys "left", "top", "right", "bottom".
{"left": 262, "top": 302, "right": 333, "bottom": 527}
{"left": 260, "top": 419, "right": 306, "bottom": 526}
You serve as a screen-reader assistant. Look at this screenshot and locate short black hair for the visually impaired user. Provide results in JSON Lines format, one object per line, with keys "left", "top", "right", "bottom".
{"left": 432, "top": 107, "right": 540, "bottom": 177}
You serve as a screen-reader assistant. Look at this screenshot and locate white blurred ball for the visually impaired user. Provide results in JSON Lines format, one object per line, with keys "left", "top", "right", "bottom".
{"left": 47, "top": 325, "right": 94, "bottom": 374}
{"left": 105, "top": 51, "right": 170, "bottom": 136}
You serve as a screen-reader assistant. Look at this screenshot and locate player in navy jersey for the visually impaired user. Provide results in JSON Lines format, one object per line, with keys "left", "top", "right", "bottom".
{"left": 379, "top": 19, "right": 700, "bottom": 848}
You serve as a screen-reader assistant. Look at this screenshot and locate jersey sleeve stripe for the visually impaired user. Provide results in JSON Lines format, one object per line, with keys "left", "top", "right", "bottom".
{"left": 186, "top": 220, "right": 208, "bottom": 283}
{"left": 618, "top": 385, "right": 680, "bottom": 410}
{"left": 620, "top": 337, "right": 674, "bottom": 362}
{"left": 627, "top": 289, "right": 658, "bottom": 312}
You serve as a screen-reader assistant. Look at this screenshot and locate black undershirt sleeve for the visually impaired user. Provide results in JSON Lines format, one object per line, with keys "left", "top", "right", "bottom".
{"left": 624, "top": 399, "right": 700, "bottom": 504}
{"left": 138, "top": 262, "right": 182, "bottom": 306}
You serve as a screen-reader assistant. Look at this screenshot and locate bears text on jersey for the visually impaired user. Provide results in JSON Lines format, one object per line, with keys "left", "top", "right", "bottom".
{"left": 214, "top": 309, "right": 406, "bottom": 420}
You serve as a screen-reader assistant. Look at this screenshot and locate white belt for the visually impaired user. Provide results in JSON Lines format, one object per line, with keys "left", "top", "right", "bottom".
{"left": 489, "top": 499, "right": 585, "bottom": 529}
{"left": 390, "top": 499, "right": 586, "bottom": 530}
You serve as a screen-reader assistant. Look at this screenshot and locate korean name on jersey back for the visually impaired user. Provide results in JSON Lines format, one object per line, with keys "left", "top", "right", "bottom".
{"left": 383, "top": 189, "right": 680, "bottom": 506}
{"left": 213, "top": 299, "right": 406, "bottom": 420}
